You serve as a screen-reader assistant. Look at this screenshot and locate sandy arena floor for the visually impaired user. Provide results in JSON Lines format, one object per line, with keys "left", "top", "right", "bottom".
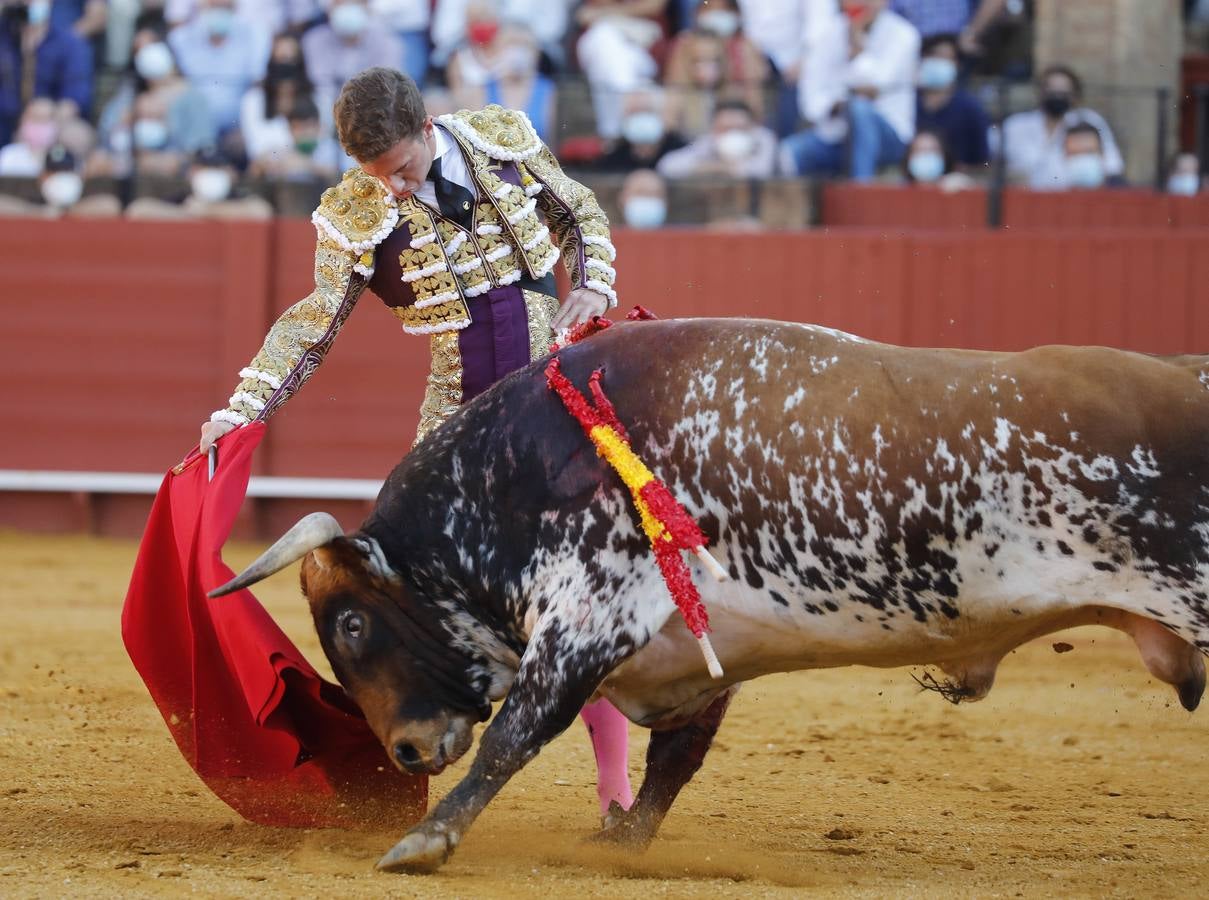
{"left": 1, "top": 531, "right": 1206, "bottom": 898}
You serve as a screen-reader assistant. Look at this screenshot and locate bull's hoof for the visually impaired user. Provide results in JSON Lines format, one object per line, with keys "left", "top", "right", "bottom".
{"left": 588, "top": 804, "right": 656, "bottom": 849}
{"left": 376, "top": 825, "right": 459, "bottom": 874}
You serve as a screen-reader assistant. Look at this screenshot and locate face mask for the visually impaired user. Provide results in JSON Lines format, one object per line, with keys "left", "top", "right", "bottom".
{"left": 27, "top": 0, "right": 50, "bottom": 25}
{"left": 468, "top": 20, "right": 499, "bottom": 46}
{"left": 918, "top": 57, "right": 957, "bottom": 91}
{"left": 191, "top": 167, "right": 233, "bottom": 202}
{"left": 697, "top": 10, "right": 741, "bottom": 38}
{"left": 624, "top": 195, "right": 667, "bottom": 229}
{"left": 1065, "top": 152, "right": 1104, "bottom": 189}
{"left": 267, "top": 61, "right": 305, "bottom": 81}
{"left": 1041, "top": 92, "right": 1072, "bottom": 118}
{"left": 133, "top": 118, "right": 169, "bottom": 150}
{"left": 908, "top": 151, "right": 945, "bottom": 183}
{"left": 295, "top": 137, "right": 318, "bottom": 155}
{"left": 201, "top": 7, "right": 235, "bottom": 38}
{"left": 18, "top": 120, "right": 57, "bottom": 151}
{"left": 1168, "top": 172, "right": 1200, "bottom": 197}
{"left": 622, "top": 111, "right": 664, "bottom": 146}
{"left": 843, "top": 3, "right": 870, "bottom": 22}
{"left": 135, "top": 42, "right": 175, "bottom": 82}
{"left": 41, "top": 172, "right": 84, "bottom": 208}
{"left": 715, "top": 128, "right": 755, "bottom": 162}
{"left": 330, "top": 3, "right": 370, "bottom": 38}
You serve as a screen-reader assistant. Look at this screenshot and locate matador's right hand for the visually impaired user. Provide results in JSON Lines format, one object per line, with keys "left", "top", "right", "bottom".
{"left": 199, "top": 420, "right": 236, "bottom": 454}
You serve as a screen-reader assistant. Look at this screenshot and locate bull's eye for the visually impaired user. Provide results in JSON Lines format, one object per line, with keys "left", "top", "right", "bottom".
{"left": 341, "top": 612, "right": 365, "bottom": 639}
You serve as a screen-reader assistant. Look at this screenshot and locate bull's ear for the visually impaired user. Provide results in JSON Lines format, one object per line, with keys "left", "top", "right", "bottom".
{"left": 311, "top": 546, "right": 335, "bottom": 571}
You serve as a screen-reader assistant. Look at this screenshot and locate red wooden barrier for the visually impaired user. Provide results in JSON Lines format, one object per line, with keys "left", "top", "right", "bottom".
{"left": 821, "top": 184, "right": 987, "bottom": 230}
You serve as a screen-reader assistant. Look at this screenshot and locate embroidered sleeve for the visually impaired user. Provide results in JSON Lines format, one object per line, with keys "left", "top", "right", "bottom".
{"left": 212, "top": 235, "right": 367, "bottom": 426}
{"left": 523, "top": 146, "right": 618, "bottom": 308}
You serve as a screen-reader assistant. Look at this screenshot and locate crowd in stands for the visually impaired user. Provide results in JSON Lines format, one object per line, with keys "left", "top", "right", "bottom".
{"left": 0, "top": 0, "right": 1203, "bottom": 227}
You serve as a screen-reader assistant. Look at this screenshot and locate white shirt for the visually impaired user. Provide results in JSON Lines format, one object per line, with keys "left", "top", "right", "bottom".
{"left": 413, "top": 124, "right": 476, "bottom": 211}
{"left": 798, "top": 8, "right": 920, "bottom": 144}
{"left": 1000, "top": 107, "right": 1125, "bottom": 191}
{"left": 738, "top": 0, "right": 833, "bottom": 74}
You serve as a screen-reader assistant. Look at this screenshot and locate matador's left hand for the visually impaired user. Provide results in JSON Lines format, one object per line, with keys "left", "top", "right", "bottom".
{"left": 552, "top": 287, "right": 610, "bottom": 332}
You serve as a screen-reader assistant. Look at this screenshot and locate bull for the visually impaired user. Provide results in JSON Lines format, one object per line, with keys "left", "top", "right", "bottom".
{"left": 211, "top": 318, "right": 1209, "bottom": 873}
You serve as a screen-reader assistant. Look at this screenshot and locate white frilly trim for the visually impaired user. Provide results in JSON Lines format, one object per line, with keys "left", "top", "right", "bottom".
{"left": 410, "top": 231, "right": 437, "bottom": 249}
{"left": 238, "top": 367, "right": 282, "bottom": 390}
{"left": 312, "top": 203, "right": 399, "bottom": 253}
{"left": 438, "top": 110, "right": 542, "bottom": 162}
{"left": 476, "top": 224, "right": 503, "bottom": 236}
{"left": 353, "top": 261, "right": 375, "bottom": 278}
{"left": 582, "top": 234, "right": 617, "bottom": 261}
{"left": 402, "top": 316, "right": 472, "bottom": 335}
{"left": 228, "top": 391, "right": 266, "bottom": 412}
{"left": 210, "top": 409, "right": 250, "bottom": 426}
{"left": 452, "top": 256, "right": 484, "bottom": 275}
{"left": 444, "top": 232, "right": 467, "bottom": 254}
{"left": 523, "top": 181, "right": 542, "bottom": 197}
{"left": 485, "top": 245, "right": 512, "bottom": 262}
{"left": 506, "top": 198, "right": 538, "bottom": 226}
{"left": 522, "top": 225, "right": 551, "bottom": 252}
{"left": 464, "top": 279, "right": 493, "bottom": 297}
{"left": 493, "top": 183, "right": 513, "bottom": 199}
{"left": 498, "top": 269, "right": 522, "bottom": 286}
{"left": 401, "top": 259, "right": 449, "bottom": 282}
{"left": 414, "top": 289, "right": 461, "bottom": 309}
{"left": 584, "top": 278, "right": 619, "bottom": 308}
{"left": 586, "top": 258, "right": 617, "bottom": 280}
{"left": 533, "top": 245, "right": 560, "bottom": 277}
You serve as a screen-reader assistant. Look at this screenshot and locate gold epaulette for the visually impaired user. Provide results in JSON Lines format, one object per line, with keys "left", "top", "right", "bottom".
{"left": 312, "top": 168, "right": 399, "bottom": 256}
{"left": 438, "top": 105, "right": 541, "bottom": 162}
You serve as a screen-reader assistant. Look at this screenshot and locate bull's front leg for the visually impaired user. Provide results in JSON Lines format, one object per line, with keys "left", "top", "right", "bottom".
{"left": 376, "top": 615, "right": 635, "bottom": 874}
{"left": 594, "top": 686, "right": 736, "bottom": 847}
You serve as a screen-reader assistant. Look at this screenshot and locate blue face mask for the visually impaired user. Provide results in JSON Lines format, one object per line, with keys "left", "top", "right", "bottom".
{"left": 624, "top": 196, "right": 667, "bottom": 229}
{"left": 622, "top": 111, "right": 664, "bottom": 146}
{"left": 1168, "top": 173, "right": 1200, "bottom": 197}
{"left": 908, "top": 151, "right": 945, "bottom": 183}
{"left": 201, "top": 7, "right": 235, "bottom": 38}
{"left": 918, "top": 57, "right": 957, "bottom": 91}
{"left": 330, "top": 3, "right": 370, "bottom": 38}
{"left": 27, "top": 0, "right": 50, "bottom": 26}
{"left": 1065, "top": 152, "right": 1105, "bottom": 189}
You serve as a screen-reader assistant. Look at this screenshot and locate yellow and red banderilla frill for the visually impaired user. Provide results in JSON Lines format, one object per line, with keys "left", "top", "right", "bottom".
{"left": 545, "top": 355, "right": 727, "bottom": 678}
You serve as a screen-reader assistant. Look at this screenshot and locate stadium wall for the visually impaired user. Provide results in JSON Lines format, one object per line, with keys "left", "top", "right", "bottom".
{"left": 4, "top": 206, "right": 1209, "bottom": 536}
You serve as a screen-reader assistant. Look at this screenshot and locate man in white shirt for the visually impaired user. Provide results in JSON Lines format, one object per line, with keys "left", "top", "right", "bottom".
{"left": 1000, "top": 64, "right": 1125, "bottom": 191}
{"left": 737, "top": 0, "right": 834, "bottom": 134}
{"left": 781, "top": 0, "right": 920, "bottom": 181}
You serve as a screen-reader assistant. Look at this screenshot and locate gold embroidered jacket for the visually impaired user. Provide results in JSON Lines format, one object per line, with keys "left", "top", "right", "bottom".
{"left": 212, "top": 105, "right": 618, "bottom": 427}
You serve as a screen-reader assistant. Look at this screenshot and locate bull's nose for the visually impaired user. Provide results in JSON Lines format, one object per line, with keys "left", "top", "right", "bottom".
{"left": 393, "top": 740, "right": 447, "bottom": 775}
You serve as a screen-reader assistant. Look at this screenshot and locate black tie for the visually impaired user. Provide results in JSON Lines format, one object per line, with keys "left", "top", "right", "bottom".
{"left": 428, "top": 156, "right": 475, "bottom": 229}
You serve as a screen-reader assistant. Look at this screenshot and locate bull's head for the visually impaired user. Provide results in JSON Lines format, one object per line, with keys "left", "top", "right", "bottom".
{"left": 208, "top": 513, "right": 492, "bottom": 776}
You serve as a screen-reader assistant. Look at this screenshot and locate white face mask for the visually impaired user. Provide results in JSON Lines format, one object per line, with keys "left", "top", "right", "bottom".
{"left": 622, "top": 111, "right": 664, "bottom": 146}
{"left": 28, "top": 0, "right": 51, "bottom": 26}
{"left": 330, "top": 3, "right": 370, "bottom": 38}
{"left": 697, "top": 9, "right": 741, "bottom": 38}
{"left": 1168, "top": 172, "right": 1200, "bottom": 197}
{"left": 715, "top": 128, "right": 755, "bottom": 162}
{"left": 191, "top": 167, "right": 233, "bottom": 202}
{"left": 624, "top": 195, "right": 667, "bottom": 229}
{"left": 135, "top": 42, "right": 175, "bottom": 82}
{"left": 908, "top": 151, "right": 944, "bottom": 183}
{"left": 1065, "top": 152, "right": 1105, "bottom": 189}
{"left": 41, "top": 172, "right": 84, "bottom": 208}
{"left": 918, "top": 56, "right": 957, "bottom": 91}
{"left": 133, "top": 118, "right": 169, "bottom": 150}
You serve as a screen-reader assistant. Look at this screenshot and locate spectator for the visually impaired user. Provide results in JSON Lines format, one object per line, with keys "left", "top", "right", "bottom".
{"left": 0, "top": 142, "right": 121, "bottom": 216}
{"left": 662, "top": 0, "right": 769, "bottom": 138}
{"left": 782, "top": 0, "right": 920, "bottom": 182}
{"left": 302, "top": 0, "right": 402, "bottom": 121}
{"left": 164, "top": 0, "right": 321, "bottom": 37}
{"left": 1001, "top": 64, "right": 1124, "bottom": 191}
{"left": 618, "top": 166, "right": 667, "bottom": 228}
{"left": 127, "top": 144, "right": 273, "bottom": 218}
{"left": 0, "top": 97, "right": 59, "bottom": 175}
{"left": 575, "top": 0, "right": 665, "bottom": 140}
{"left": 1061, "top": 121, "right": 1123, "bottom": 191}
{"left": 240, "top": 32, "right": 313, "bottom": 165}
{"left": 249, "top": 95, "right": 340, "bottom": 180}
{"left": 369, "top": 0, "right": 431, "bottom": 85}
{"left": 95, "top": 32, "right": 216, "bottom": 176}
{"left": 1167, "top": 151, "right": 1203, "bottom": 197}
{"left": 446, "top": 2, "right": 554, "bottom": 139}
{"left": 902, "top": 128, "right": 973, "bottom": 189}
{"left": 738, "top": 0, "right": 836, "bottom": 135}
{"left": 432, "top": 0, "right": 572, "bottom": 71}
{"left": 168, "top": 0, "right": 270, "bottom": 134}
{"left": 594, "top": 88, "right": 687, "bottom": 173}
{"left": 657, "top": 98, "right": 779, "bottom": 180}
{"left": 915, "top": 32, "right": 989, "bottom": 171}
{"left": 0, "top": 0, "right": 95, "bottom": 146}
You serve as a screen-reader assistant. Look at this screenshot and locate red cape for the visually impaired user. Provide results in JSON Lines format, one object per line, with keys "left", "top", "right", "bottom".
{"left": 121, "top": 423, "right": 426, "bottom": 828}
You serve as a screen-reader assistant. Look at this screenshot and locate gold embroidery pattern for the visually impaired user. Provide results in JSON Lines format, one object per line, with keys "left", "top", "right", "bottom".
{"left": 226, "top": 235, "right": 361, "bottom": 421}
{"left": 441, "top": 104, "right": 541, "bottom": 160}
{"left": 316, "top": 169, "right": 396, "bottom": 250}
{"left": 524, "top": 147, "right": 616, "bottom": 293}
{"left": 392, "top": 301, "right": 471, "bottom": 333}
{"left": 523, "top": 289, "right": 560, "bottom": 362}
{"left": 414, "top": 331, "right": 464, "bottom": 445}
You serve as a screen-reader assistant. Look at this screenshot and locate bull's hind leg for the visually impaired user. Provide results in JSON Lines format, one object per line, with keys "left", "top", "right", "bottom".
{"left": 594, "top": 687, "right": 737, "bottom": 848}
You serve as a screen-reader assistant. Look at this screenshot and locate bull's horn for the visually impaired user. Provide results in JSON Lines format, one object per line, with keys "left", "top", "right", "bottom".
{"left": 207, "top": 512, "right": 345, "bottom": 598}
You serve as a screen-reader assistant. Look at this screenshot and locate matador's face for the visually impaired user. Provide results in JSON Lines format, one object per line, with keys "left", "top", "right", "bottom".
{"left": 360, "top": 117, "right": 437, "bottom": 201}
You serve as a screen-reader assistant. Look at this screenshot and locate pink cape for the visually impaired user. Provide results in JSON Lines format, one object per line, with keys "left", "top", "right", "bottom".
{"left": 121, "top": 422, "right": 426, "bottom": 828}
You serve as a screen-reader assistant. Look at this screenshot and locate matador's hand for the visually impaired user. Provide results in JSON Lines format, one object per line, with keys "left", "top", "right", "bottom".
{"left": 552, "top": 287, "right": 609, "bottom": 332}
{"left": 200, "top": 420, "right": 236, "bottom": 453}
